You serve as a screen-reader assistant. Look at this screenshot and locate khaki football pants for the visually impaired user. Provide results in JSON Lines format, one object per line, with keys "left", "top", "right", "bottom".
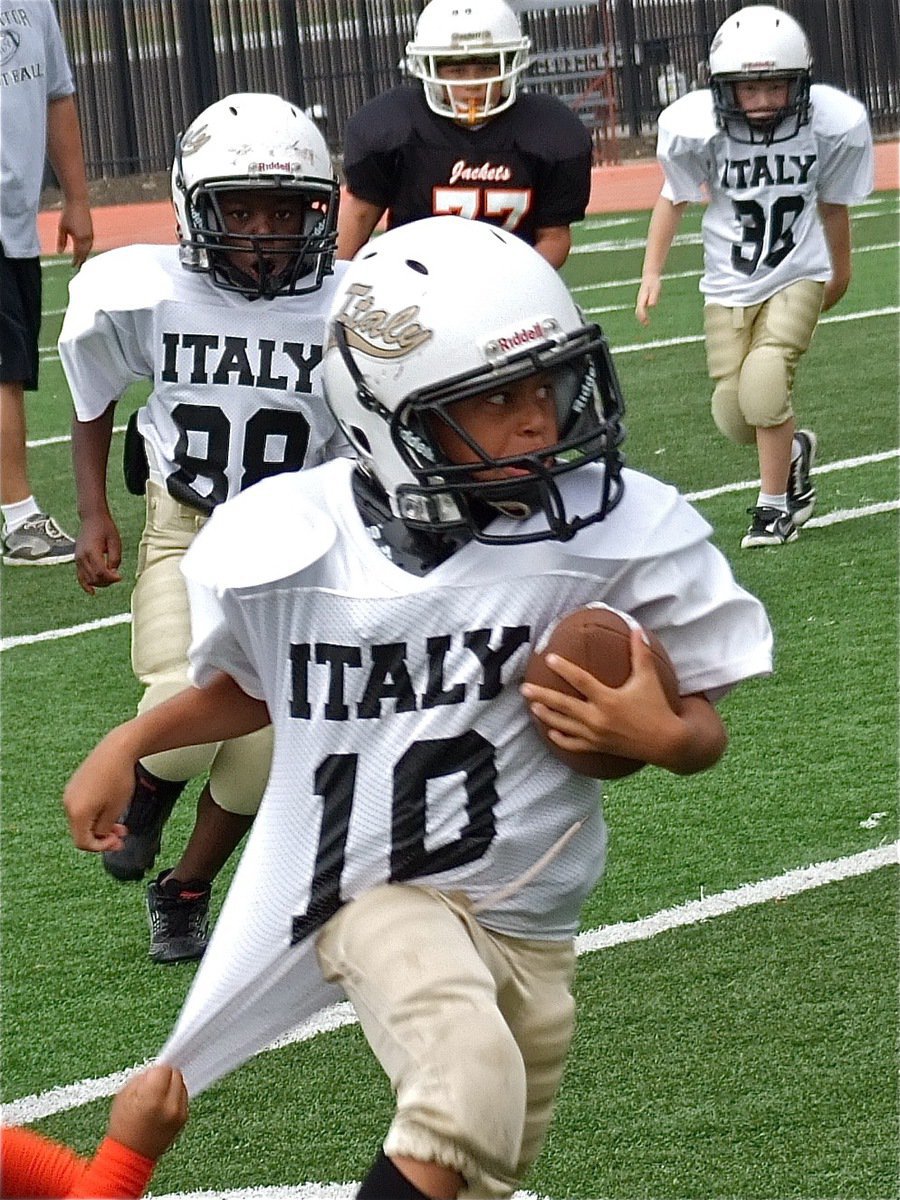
{"left": 130, "top": 481, "right": 272, "bottom": 815}
{"left": 316, "top": 883, "right": 576, "bottom": 1198}
{"left": 704, "top": 279, "right": 825, "bottom": 445}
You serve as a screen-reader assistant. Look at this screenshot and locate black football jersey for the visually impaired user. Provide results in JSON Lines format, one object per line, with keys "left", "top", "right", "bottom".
{"left": 343, "top": 86, "right": 592, "bottom": 244}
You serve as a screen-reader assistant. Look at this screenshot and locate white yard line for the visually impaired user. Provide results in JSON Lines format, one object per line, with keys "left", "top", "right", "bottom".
{"left": 2, "top": 454, "right": 897, "bottom": 654}
{"left": 36, "top": 235, "right": 899, "bottom": 351}
{"left": 3, "top": 841, "right": 895, "bottom": 1132}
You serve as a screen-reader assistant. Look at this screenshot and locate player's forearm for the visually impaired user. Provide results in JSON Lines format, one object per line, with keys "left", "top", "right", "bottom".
{"left": 640, "top": 196, "right": 685, "bottom": 281}
{"left": 336, "top": 194, "right": 384, "bottom": 259}
{"left": 72, "top": 409, "right": 115, "bottom": 518}
{"left": 112, "top": 673, "right": 270, "bottom": 763}
{"left": 47, "top": 95, "right": 90, "bottom": 205}
{"left": 656, "top": 694, "right": 728, "bottom": 775}
{"left": 818, "top": 201, "right": 852, "bottom": 310}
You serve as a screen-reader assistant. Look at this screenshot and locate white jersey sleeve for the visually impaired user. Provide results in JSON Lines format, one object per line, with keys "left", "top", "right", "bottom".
{"left": 655, "top": 85, "right": 874, "bottom": 306}
{"left": 657, "top": 89, "right": 719, "bottom": 204}
{"left": 809, "top": 84, "right": 874, "bottom": 204}
{"left": 162, "top": 460, "right": 773, "bottom": 1095}
{"left": 58, "top": 244, "right": 170, "bottom": 421}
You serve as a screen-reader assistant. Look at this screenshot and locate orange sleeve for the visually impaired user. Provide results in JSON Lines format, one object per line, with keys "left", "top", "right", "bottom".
{"left": 64, "top": 1138, "right": 155, "bottom": 1199}
{"left": 0, "top": 1125, "right": 84, "bottom": 1198}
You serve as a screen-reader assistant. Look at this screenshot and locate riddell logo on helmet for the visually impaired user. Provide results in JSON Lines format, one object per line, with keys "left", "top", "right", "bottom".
{"left": 740, "top": 59, "right": 777, "bottom": 70}
{"left": 495, "top": 322, "right": 547, "bottom": 352}
{"left": 249, "top": 160, "right": 301, "bottom": 173}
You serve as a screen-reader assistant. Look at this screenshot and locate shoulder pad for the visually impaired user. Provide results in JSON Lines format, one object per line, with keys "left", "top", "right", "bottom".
{"left": 658, "top": 90, "right": 717, "bottom": 142}
{"left": 68, "top": 244, "right": 178, "bottom": 313}
{"left": 182, "top": 473, "right": 336, "bottom": 591}
{"left": 810, "top": 84, "right": 872, "bottom": 141}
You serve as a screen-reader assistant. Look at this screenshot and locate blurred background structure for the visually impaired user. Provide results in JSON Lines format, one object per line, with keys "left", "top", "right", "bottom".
{"left": 54, "top": 0, "right": 898, "bottom": 177}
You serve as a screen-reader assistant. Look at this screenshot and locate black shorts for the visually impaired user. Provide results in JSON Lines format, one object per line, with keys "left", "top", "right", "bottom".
{"left": 0, "top": 245, "right": 42, "bottom": 390}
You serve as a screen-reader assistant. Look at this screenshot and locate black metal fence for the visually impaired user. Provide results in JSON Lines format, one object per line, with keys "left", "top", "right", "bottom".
{"left": 56, "top": 0, "right": 898, "bottom": 179}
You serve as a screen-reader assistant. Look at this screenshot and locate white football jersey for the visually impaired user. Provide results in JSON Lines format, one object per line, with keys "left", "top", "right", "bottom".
{"left": 657, "top": 84, "right": 873, "bottom": 306}
{"left": 161, "top": 458, "right": 772, "bottom": 1094}
{"left": 58, "top": 244, "right": 351, "bottom": 511}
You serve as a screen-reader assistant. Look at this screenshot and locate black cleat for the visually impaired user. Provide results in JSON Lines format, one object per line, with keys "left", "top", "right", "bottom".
{"left": 741, "top": 505, "right": 799, "bottom": 549}
{"left": 787, "top": 429, "right": 818, "bottom": 526}
{"left": 102, "top": 764, "right": 187, "bottom": 881}
{"left": 146, "top": 870, "right": 211, "bottom": 964}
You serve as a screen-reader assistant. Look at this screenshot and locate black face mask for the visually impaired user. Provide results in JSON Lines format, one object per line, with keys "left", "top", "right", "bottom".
{"left": 351, "top": 469, "right": 475, "bottom": 576}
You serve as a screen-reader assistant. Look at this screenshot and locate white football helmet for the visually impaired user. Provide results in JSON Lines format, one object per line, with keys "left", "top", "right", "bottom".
{"left": 171, "top": 92, "right": 339, "bottom": 298}
{"left": 406, "top": 0, "right": 531, "bottom": 123}
{"left": 323, "top": 217, "right": 625, "bottom": 546}
{"left": 709, "top": 6, "right": 812, "bottom": 145}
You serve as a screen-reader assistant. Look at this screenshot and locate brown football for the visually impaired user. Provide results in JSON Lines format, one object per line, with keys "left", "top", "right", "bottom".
{"left": 524, "top": 604, "right": 682, "bottom": 779}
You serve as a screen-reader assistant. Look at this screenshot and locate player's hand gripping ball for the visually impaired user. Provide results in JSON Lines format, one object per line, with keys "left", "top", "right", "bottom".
{"left": 524, "top": 603, "right": 681, "bottom": 779}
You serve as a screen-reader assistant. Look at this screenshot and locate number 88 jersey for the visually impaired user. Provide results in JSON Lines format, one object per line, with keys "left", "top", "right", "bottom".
{"left": 656, "top": 84, "right": 873, "bottom": 307}
{"left": 59, "top": 243, "right": 352, "bottom": 513}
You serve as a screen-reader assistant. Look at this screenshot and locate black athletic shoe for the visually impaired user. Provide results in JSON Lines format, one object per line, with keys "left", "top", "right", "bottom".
{"left": 741, "top": 505, "right": 799, "bottom": 549}
{"left": 146, "top": 870, "right": 211, "bottom": 964}
{"left": 102, "top": 765, "right": 187, "bottom": 882}
{"left": 787, "top": 429, "right": 818, "bottom": 526}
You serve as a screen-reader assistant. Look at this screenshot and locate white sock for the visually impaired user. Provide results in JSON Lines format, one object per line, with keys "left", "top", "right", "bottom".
{"left": 2, "top": 496, "right": 41, "bottom": 534}
{"left": 757, "top": 492, "right": 788, "bottom": 513}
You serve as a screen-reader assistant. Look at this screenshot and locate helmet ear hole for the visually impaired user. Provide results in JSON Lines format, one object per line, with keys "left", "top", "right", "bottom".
{"left": 350, "top": 426, "right": 372, "bottom": 455}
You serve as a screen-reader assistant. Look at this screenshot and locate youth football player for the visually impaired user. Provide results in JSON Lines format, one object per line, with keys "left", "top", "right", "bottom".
{"left": 635, "top": 5, "right": 874, "bottom": 548}
{"left": 336, "top": 0, "right": 592, "bottom": 267}
{"left": 59, "top": 92, "right": 349, "bottom": 962}
{"left": 65, "top": 217, "right": 773, "bottom": 1199}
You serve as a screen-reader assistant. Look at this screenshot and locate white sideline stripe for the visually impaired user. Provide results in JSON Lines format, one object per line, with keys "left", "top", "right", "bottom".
{"left": 3, "top": 454, "right": 897, "bottom": 654}
{"left": 570, "top": 237, "right": 898, "bottom": 293}
{"left": 575, "top": 842, "right": 898, "bottom": 953}
{"left": 37, "top": 233, "right": 898, "bottom": 348}
{"left": 682, "top": 447, "right": 900, "bottom": 500}
{"left": 612, "top": 305, "right": 900, "bottom": 354}
{"left": 34, "top": 299, "right": 900, "bottom": 371}
{"left": 800, "top": 499, "right": 899, "bottom": 526}
{"left": 25, "top": 423, "right": 128, "bottom": 450}
{"left": 572, "top": 224, "right": 899, "bottom": 255}
{"left": 0, "top": 612, "right": 132, "bottom": 650}
{"left": 3, "top": 843, "right": 895, "bottom": 1132}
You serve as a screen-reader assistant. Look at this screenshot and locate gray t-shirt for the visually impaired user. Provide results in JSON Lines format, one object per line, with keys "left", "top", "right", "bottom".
{"left": 0, "top": 0, "right": 75, "bottom": 257}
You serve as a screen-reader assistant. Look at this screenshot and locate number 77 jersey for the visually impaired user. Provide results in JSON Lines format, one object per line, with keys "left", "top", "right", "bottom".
{"left": 59, "top": 244, "right": 352, "bottom": 512}
{"left": 656, "top": 83, "right": 873, "bottom": 306}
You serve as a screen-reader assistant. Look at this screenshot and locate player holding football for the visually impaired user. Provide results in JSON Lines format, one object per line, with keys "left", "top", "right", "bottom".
{"left": 336, "top": 0, "right": 592, "bottom": 268}
{"left": 635, "top": 5, "right": 873, "bottom": 549}
{"left": 65, "top": 218, "right": 772, "bottom": 1199}
{"left": 59, "top": 93, "right": 349, "bottom": 963}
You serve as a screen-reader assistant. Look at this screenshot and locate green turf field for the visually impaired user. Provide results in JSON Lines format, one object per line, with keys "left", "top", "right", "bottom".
{"left": 1, "top": 194, "right": 898, "bottom": 1200}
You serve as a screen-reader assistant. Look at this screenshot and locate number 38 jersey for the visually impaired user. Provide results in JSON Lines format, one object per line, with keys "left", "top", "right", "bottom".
{"left": 657, "top": 84, "right": 873, "bottom": 307}
{"left": 58, "top": 244, "right": 351, "bottom": 513}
